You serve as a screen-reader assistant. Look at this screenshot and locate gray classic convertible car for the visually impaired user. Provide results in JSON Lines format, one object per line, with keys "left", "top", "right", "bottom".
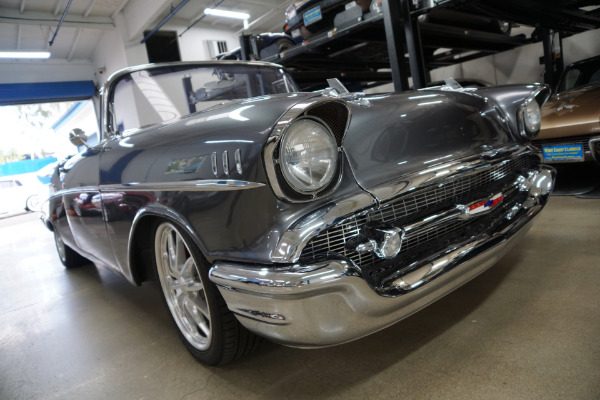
{"left": 45, "top": 61, "right": 555, "bottom": 365}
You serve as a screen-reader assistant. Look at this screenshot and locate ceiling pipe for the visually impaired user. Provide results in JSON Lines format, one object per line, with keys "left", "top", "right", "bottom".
{"left": 179, "top": 0, "right": 225, "bottom": 38}
{"left": 141, "top": 0, "right": 191, "bottom": 44}
{"left": 49, "top": 0, "right": 73, "bottom": 46}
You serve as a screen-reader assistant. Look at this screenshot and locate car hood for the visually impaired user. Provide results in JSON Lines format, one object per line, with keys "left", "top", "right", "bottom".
{"left": 539, "top": 83, "right": 600, "bottom": 139}
{"left": 342, "top": 90, "right": 513, "bottom": 201}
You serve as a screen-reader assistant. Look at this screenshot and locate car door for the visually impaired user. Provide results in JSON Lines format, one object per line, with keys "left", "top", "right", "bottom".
{"left": 60, "top": 145, "right": 118, "bottom": 269}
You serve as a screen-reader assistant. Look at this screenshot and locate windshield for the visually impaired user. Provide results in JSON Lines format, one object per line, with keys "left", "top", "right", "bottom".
{"left": 108, "top": 64, "right": 297, "bottom": 134}
{"left": 557, "top": 57, "right": 600, "bottom": 93}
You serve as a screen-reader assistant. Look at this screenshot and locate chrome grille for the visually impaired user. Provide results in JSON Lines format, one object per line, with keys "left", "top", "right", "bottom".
{"left": 299, "top": 154, "right": 536, "bottom": 267}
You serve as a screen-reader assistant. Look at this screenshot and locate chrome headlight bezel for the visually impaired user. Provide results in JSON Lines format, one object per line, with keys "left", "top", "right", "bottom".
{"left": 516, "top": 85, "right": 550, "bottom": 142}
{"left": 264, "top": 99, "right": 350, "bottom": 203}
{"left": 279, "top": 117, "right": 339, "bottom": 195}
{"left": 517, "top": 98, "right": 542, "bottom": 140}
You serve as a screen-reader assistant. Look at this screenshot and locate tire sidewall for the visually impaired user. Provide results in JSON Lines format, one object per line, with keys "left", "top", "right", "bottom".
{"left": 153, "top": 220, "right": 231, "bottom": 365}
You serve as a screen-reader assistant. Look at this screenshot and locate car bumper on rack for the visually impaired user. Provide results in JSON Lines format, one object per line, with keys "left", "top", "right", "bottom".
{"left": 208, "top": 166, "right": 556, "bottom": 348}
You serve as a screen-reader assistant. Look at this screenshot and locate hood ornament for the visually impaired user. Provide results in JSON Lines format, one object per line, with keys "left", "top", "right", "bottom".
{"left": 322, "top": 78, "right": 371, "bottom": 107}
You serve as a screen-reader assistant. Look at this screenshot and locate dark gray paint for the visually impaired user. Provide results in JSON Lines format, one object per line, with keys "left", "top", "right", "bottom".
{"left": 47, "top": 64, "right": 546, "bottom": 286}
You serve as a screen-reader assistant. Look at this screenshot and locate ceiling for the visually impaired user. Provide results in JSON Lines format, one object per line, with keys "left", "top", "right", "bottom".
{"left": 0, "top": 0, "right": 295, "bottom": 62}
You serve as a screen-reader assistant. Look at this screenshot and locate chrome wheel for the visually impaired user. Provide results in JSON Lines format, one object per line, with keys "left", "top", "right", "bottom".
{"left": 155, "top": 222, "right": 212, "bottom": 351}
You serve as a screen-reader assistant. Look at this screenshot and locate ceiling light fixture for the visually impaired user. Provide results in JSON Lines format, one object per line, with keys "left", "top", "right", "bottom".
{"left": 0, "top": 51, "right": 51, "bottom": 59}
{"left": 204, "top": 8, "right": 250, "bottom": 20}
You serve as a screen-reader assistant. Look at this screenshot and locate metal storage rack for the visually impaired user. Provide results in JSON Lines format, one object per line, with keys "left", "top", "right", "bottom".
{"left": 244, "top": 0, "right": 600, "bottom": 91}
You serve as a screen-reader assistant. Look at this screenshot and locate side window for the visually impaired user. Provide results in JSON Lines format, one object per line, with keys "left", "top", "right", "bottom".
{"left": 589, "top": 68, "right": 600, "bottom": 84}
{"left": 560, "top": 68, "right": 581, "bottom": 93}
{"left": 111, "top": 72, "right": 185, "bottom": 134}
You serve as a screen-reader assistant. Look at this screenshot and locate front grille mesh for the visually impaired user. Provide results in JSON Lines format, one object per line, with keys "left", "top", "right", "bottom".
{"left": 299, "top": 154, "right": 537, "bottom": 273}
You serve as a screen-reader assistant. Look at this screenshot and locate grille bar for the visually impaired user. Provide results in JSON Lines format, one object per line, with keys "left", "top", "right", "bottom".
{"left": 299, "top": 154, "right": 537, "bottom": 268}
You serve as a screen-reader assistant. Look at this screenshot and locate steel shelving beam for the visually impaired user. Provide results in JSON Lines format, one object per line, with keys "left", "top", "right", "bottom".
{"left": 382, "top": 0, "right": 410, "bottom": 91}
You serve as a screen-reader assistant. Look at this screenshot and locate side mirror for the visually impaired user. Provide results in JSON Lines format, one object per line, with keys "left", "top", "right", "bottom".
{"left": 69, "top": 128, "right": 90, "bottom": 148}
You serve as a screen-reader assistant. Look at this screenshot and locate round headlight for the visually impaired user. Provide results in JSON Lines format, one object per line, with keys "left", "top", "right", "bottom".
{"left": 523, "top": 100, "right": 541, "bottom": 134}
{"left": 279, "top": 118, "right": 338, "bottom": 194}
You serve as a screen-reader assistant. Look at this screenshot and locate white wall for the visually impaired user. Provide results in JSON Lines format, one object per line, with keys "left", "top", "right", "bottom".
{"left": 159, "top": 17, "right": 241, "bottom": 61}
{"left": 0, "top": 60, "right": 95, "bottom": 84}
{"left": 429, "top": 27, "right": 600, "bottom": 86}
{"left": 89, "top": 16, "right": 242, "bottom": 87}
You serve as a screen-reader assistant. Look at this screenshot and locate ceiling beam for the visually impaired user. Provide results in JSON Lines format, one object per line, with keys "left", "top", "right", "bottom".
{"left": 67, "top": 28, "right": 82, "bottom": 60}
{"left": 0, "top": 8, "right": 114, "bottom": 30}
{"left": 121, "top": 0, "right": 174, "bottom": 41}
{"left": 53, "top": 0, "right": 63, "bottom": 16}
{"left": 237, "top": 1, "right": 290, "bottom": 34}
{"left": 111, "top": 0, "right": 129, "bottom": 19}
{"left": 83, "top": 0, "right": 98, "bottom": 18}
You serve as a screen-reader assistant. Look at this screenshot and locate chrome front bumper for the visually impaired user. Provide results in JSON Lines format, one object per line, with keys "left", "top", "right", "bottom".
{"left": 208, "top": 166, "right": 555, "bottom": 348}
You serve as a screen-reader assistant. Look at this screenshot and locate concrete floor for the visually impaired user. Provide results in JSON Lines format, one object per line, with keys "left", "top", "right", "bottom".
{"left": 1, "top": 196, "right": 599, "bottom": 400}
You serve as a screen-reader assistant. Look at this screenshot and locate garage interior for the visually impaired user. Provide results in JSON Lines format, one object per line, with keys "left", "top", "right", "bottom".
{"left": 1, "top": 0, "right": 599, "bottom": 399}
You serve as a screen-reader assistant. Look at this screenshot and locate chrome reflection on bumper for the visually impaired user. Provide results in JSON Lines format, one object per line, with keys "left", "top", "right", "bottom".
{"left": 208, "top": 166, "right": 555, "bottom": 348}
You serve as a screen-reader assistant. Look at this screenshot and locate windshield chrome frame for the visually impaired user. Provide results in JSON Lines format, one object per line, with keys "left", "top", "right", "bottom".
{"left": 100, "top": 61, "right": 295, "bottom": 139}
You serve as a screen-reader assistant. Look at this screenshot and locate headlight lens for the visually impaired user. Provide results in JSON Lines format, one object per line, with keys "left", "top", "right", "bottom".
{"left": 280, "top": 118, "right": 338, "bottom": 193}
{"left": 523, "top": 100, "right": 541, "bottom": 133}
{"left": 518, "top": 99, "right": 542, "bottom": 140}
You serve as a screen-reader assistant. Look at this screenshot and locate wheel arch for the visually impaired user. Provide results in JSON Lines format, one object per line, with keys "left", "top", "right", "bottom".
{"left": 126, "top": 203, "right": 211, "bottom": 286}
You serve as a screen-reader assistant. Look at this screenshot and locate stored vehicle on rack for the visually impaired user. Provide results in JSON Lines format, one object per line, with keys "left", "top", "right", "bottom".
{"left": 43, "top": 61, "right": 555, "bottom": 365}
{"left": 535, "top": 55, "right": 600, "bottom": 164}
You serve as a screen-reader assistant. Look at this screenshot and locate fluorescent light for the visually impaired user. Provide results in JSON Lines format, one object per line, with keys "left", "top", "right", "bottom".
{"left": 204, "top": 8, "right": 249, "bottom": 20}
{"left": 0, "top": 51, "right": 51, "bottom": 59}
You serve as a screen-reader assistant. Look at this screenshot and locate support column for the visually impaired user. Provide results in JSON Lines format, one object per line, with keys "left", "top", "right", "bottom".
{"left": 400, "top": 0, "right": 428, "bottom": 89}
{"left": 382, "top": 0, "right": 410, "bottom": 91}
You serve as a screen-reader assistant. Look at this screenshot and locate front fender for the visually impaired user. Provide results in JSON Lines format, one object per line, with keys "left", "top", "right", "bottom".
{"left": 126, "top": 202, "right": 210, "bottom": 286}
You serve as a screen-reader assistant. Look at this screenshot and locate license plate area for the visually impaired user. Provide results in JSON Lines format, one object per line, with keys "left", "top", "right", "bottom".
{"left": 303, "top": 6, "right": 322, "bottom": 26}
{"left": 542, "top": 144, "right": 584, "bottom": 162}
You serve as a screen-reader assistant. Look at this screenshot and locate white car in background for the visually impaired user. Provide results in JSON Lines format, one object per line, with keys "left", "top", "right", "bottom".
{"left": 0, "top": 178, "right": 42, "bottom": 216}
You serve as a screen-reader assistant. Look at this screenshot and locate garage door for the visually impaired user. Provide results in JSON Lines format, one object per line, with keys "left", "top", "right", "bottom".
{"left": 0, "top": 81, "right": 96, "bottom": 106}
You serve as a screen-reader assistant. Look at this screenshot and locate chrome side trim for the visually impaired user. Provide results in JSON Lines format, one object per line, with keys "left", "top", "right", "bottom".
{"left": 222, "top": 150, "right": 229, "bottom": 176}
{"left": 100, "top": 180, "right": 265, "bottom": 192}
{"left": 235, "top": 149, "right": 243, "bottom": 174}
{"left": 48, "top": 186, "right": 99, "bottom": 199}
{"left": 51, "top": 180, "right": 265, "bottom": 199}
{"left": 211, "top": 152, "right": 218, "bottom": 176}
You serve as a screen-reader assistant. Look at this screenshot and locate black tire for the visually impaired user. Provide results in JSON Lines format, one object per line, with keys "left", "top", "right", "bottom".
{"left": 275, "top": 37, "right": 295, "bottom": 52}
{"left": 54, "top": 230, "right": 89, "bottom": 268}
{"left": 153, "top": 221, "right": 261, "bottom": 365}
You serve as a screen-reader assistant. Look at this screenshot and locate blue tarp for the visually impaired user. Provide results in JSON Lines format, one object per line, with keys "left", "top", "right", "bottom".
{"left": 0, "top": 157, "right": 57, "bottom": 177}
